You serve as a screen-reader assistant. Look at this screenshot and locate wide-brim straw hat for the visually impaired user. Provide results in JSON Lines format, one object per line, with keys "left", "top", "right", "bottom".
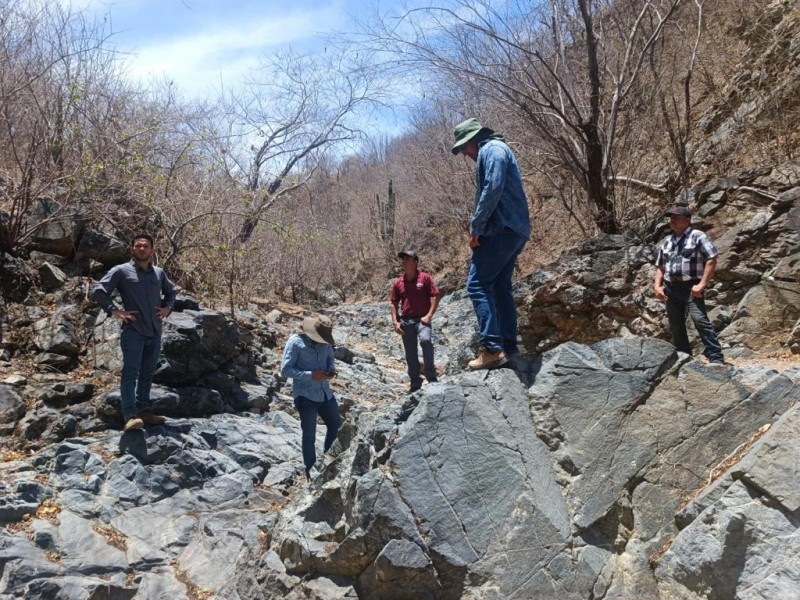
{"left": 301, "top": 315, "right": 335, "bottom": 345}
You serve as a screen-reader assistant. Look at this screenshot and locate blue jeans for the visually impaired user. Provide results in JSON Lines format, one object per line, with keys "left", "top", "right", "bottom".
{"left": 401, "top": 318, "right": 436, "bottom": 386}
{"left": 665, "top": 281, "right": 724, "bottom": 362}
{"left": 120, "top": 329, "right": 161, "bottom": 420}
{"left": 467, "top": 231, "right": 527, "bottom": 353}
{"left": 295, "top": 396, "right": 341, "bottom": 474}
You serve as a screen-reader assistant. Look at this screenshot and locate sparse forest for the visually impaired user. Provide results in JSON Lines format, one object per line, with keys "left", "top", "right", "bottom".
{"left": 0, "top": 0, "right": 793, "bottom": 308}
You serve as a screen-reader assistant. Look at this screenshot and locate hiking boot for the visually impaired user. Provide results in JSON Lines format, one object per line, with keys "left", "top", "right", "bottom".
{"left": 124, "top": 417, "right": 144, "bottom": 431}
{"left": 408, "top": 382, "right": 422, "bottom": 393}
{"left": 137, "top": 411, "right": 167, "bottom": 425}
{"left": 468, "top": 348, "right": 509, "bottom": 371}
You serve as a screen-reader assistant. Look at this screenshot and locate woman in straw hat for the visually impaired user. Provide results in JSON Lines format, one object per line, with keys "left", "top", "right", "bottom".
{"left": 280, "top": 315, "right": 341, "bottom": 480}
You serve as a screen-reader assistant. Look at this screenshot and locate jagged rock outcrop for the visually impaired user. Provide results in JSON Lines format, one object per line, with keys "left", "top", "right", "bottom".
{"left": 515, "top": 162, "right": 800, "bottom": 357}
{"left": 262, "top": 338, "right": 799, "bottom": 599}
{"left": 1, "top": 2, "right": 799, "bottom": 598}
{"left": 0, "top": 412, "right": 302, "bottom": 598}
{"left": 3, "top": 334, "right": 796, "bottom": 599}
{"left": 655, "top": 404, "right": 800, "bottom": 599}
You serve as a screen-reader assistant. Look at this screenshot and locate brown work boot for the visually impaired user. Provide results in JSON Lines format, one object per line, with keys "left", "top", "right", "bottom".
{"left": 137, "top": 411, "right": 167, "bottom": 425}
{"left": 468, "top": 348, "right": 509, "bottom": 371}
{"left": 124, "top": 417, "right": 144, "bottom": 431}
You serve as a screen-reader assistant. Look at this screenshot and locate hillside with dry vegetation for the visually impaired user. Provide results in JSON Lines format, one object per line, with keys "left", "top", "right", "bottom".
{"left": 0, "top": 0, "right": 797, "bottom": 309}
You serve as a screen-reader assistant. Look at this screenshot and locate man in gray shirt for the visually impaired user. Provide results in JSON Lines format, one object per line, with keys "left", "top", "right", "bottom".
{"left": 93, "top": 234, "right": 177, "bottom": 431}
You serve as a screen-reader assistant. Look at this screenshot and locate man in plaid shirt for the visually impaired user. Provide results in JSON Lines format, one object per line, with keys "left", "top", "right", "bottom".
{"left": 654, "top": 205, "right": 725, "bottom": 364}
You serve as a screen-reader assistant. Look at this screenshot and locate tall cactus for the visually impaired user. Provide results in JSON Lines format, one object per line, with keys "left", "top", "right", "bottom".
{"left": 375, "top": 179, "right": 396, "bottom": 251}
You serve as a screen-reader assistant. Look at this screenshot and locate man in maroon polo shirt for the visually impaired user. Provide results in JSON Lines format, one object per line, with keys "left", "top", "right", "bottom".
{"left": 390, "top": 250, "right": 440, "bottom": 392}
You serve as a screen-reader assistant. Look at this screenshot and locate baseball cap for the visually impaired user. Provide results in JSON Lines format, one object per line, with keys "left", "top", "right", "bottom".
{"left": 398, "top": 250, "right": 419, "bottom": 261}
{"left": 665, "top": 205, "right": 692, "bottom": 218}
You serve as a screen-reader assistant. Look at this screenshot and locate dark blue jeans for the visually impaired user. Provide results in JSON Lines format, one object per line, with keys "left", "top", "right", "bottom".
{"left": 120, "top": 329, "right": 161, "bottom": 420}
{"left": 295, "top": 396, "right": 342, "bottom": 474}
{"left": 400, "top": 318, "right": 436, "bottom": 386}
{"left": 665, "top": 281, "right": 724, "bottom": 362}
{"left": 467, "top": 231, "right": 527, "bottom": 353}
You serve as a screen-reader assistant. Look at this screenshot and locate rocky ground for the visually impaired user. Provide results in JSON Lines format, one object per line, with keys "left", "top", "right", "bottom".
{"left": 1, "top": 281, "right": 798, "bottom": 599}
{"left": 2, "top": 4, "right": 800, "bottom": 596}
{"left": 1, "top": 131, "right": 799, "bottom": 600}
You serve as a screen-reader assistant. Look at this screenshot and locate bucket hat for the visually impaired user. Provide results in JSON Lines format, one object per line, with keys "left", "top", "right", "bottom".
{"left": 451, "top": 118, "right": 493, "bottom": 155}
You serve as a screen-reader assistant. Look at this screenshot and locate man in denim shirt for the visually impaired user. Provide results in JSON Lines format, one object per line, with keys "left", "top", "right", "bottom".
{"left": 281, "top": 315, "right": 341, "bottom": 480}
{"left": 93, "top": 234, "right": 176, "bottom": 431}
{"left": 452, "top": 118, "right": 531, "bottom": 370}
{"left": 654, "top": 205, "right": 725, "bottom": 364}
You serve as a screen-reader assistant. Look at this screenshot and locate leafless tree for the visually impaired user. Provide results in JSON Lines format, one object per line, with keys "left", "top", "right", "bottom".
{"left": 354, "top": 0, "right": 686, "bottom": 233}
{"left": 0, "top": 0, "right": 117, "bottom": 252}
{"left": 213, "top": 47, "right": 385, "bottom": 245}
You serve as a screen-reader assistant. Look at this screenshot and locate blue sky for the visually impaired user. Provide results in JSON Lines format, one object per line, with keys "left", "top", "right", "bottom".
{"left": 74, "top": 0, "right": 389, "bottom": 98}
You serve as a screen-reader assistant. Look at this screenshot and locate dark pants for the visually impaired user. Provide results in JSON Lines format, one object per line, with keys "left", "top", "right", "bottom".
{"left": 400, "top": 318, "right": 436, "bottom": 387}
{"left": 665, "top": 281, "right": 724, "bottom": 362}
{"left": 295, "top": 396, "right": 342, "bottom": 474}
{"left": 120, "top": 329, "right": 161, "bottom": 420}
{"left": 467, "top": 231, "right": 527, "bottom": 353}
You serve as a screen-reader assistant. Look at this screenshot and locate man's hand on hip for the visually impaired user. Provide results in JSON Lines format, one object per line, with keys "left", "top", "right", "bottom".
{"left": 113, "top": 310, "right": 138, "bottom": 323}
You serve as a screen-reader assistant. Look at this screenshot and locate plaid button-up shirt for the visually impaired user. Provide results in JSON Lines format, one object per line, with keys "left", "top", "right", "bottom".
{"left": 655, "top": 227, "right": 718, "bottom": 282}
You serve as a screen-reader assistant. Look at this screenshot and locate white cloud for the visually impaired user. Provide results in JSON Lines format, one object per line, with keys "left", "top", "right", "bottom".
{"left": 117, "top": 6, "right": 343, "bottom": 96}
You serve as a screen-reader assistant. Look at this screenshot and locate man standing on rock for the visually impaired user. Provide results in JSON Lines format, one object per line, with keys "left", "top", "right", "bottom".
{"left": 390, "top": 250, "right": 440, "bottom": 392}
{"left": 654, "top": 205, "right": 725, "bottom": 364}
{"left": 452, "top": 118, "right": 531, "bottom": 370}
{"left": 93, "top": 234, "right": 176, "bottom": 431}
{"left": 281, "top": 315, "right": 342, "bottom": 480}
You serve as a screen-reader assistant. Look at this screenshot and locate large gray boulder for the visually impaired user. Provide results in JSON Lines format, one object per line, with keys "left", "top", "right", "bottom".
{"left": 267, "top": 337, "right": 799, "bottom": 600}
{"left": 24, "top": 197, "right": 83, "bottom": 256}
{"left": 91, "top": 308, "right": 268, "bottom": 421}
{"left": 73, "top": 229, "right": 129, "bottom": 267}
{"left": 655, "top": 405, "right": 800, "bottom": 599}
{"left": 157, "top": 310, "right": 257, "bottom": 386}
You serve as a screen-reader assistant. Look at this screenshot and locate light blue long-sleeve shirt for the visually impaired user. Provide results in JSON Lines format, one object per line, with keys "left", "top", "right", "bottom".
{"left": 280, "top": 333, "right": 336, "bottom": 403}
{"left": 471, "top": 139, "right": 531, "bottom": 240}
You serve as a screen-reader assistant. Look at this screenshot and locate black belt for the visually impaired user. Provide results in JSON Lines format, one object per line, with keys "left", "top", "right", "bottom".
{"left": 668, "top": 279, "right": 701, "bottom": 285}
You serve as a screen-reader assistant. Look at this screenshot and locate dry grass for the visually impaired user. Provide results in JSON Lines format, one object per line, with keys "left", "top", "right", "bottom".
{"left": 92, "top": 523, "right": 127, "bottom": 551}
{"left": 173, "top": 564, "right": 215, "bottom": 600}
{"left": 34, "top": 499, "right": 62, "bottom": 525}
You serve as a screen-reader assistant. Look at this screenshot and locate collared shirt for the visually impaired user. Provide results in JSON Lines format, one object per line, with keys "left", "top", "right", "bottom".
{"left": 390, "top": 270, "right": 439, "bottom": 319}
{"left": 655, "top": 227, "right": 718, "bottom": 282}
{"left": 92, "top": 260, "right": 177, "bottom": 337}
{"left": 471, "top": 139, "right": 531, "bottom": 240}
{"left": 280, "top": 333, "right": 336, "bottom": 403}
